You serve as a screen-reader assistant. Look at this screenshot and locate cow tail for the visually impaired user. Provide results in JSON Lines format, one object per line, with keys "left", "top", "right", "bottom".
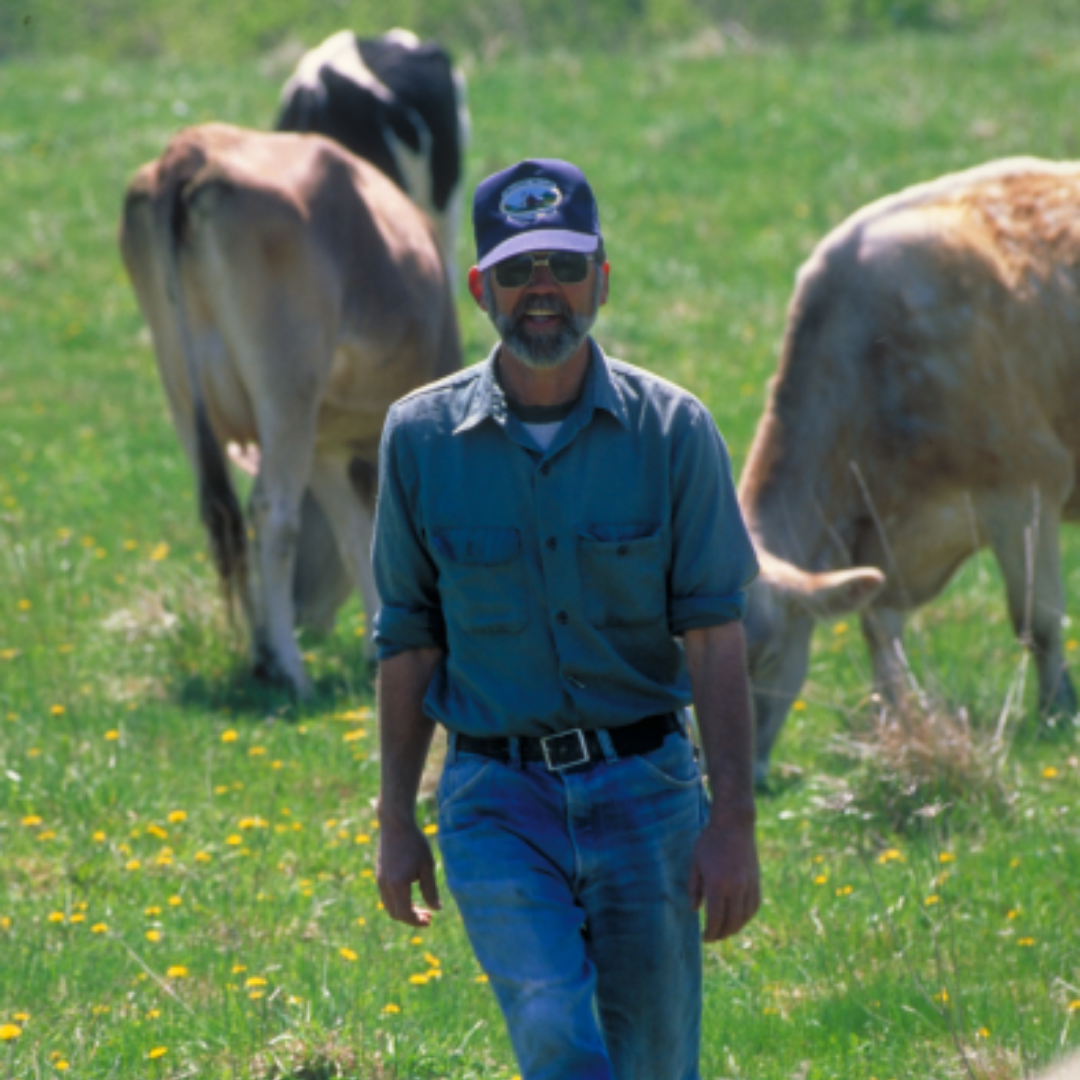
{"left": 157, "top": 166, "right": 249, "bottom": 612}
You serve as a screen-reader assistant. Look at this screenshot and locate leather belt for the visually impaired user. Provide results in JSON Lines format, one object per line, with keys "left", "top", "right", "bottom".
{"left": 455, "top": 713, "right": 682, "bottom": 771}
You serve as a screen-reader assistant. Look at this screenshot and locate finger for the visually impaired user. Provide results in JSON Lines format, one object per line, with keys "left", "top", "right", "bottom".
{"left": 688, "top": 865, "right": 704, "bottom": 912}
{"left": 702, "top": 891, "right": 729, "bottom": 942}
{"left": 381, "top": 880, "right": 420, "bottom": 925}
{"left": 418, "top": 862, "right": 442, "bottom": 912}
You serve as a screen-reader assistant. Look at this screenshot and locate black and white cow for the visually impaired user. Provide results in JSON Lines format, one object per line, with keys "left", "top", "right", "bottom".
{"left": 276, "top": 28, "right": 469, "bottom": 276}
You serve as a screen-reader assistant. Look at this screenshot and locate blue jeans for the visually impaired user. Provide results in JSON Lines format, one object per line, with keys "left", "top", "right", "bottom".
{"left": 437, "top": 727, "right": 709, "bottom": 1080}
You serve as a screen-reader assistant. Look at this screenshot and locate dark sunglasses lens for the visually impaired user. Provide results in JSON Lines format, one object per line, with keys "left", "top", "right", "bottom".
{"left": 549, "top": 252, "right": 589, "bottom": 283}
{"left": 494, "top": 256, "right": 535, "bottom": 288}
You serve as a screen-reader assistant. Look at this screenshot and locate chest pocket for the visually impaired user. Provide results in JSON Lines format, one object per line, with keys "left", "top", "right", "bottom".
{"left": 577, "top": 523, "right": 666, "bottom": 628}
{"left": 431, "top": 527, "right": 527, "bottom": 635}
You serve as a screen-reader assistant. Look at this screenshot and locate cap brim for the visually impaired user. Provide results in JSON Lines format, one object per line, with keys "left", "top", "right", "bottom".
{"left": 477, "top": 230, "right": 599, "bottom": 271}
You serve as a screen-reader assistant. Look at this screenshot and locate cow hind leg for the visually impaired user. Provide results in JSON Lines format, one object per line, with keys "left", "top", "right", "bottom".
{"left": 293, "top": 490, "right": 353, "bottom": 635}
{"left": 307, "top": 458, "right": 380, "bottom": 662}
{"left": 984, "top": 491, "right": 1077, "bottom": 718}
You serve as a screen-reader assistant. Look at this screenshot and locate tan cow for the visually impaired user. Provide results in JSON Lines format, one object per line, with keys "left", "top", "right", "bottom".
{"left": 119, "top": 123, "right": 461, "bottom": 697}
{"left": 740, "top": 157, "right": 1080, "bottom": 783}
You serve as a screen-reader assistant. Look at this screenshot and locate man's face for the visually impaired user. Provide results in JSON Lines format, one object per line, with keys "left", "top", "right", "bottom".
{"left": 470, "top": 251, "right": 609, "bottom": 370}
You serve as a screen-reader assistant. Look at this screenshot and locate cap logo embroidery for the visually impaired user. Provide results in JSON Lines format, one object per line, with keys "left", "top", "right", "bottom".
{"left": 500, "top": 178, "right": 562, "bottom": 223}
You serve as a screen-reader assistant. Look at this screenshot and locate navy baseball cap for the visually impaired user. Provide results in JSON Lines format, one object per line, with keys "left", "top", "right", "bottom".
{"left": 473, "top": 159, "right": 602, "bottom": 271}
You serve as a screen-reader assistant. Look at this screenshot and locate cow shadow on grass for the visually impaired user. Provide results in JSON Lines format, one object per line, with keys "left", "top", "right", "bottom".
{"left": 173, "top": 658, "right": 375, "bottom": 719}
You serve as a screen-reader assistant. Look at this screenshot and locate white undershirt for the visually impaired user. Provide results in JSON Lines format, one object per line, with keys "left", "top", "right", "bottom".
{"left": 523, "top": 420, "right": 564, "bottom": 452}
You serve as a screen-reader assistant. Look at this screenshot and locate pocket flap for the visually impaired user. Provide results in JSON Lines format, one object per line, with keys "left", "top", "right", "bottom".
{"left": 432, "top": 527, "right": 521, "bottom": 566}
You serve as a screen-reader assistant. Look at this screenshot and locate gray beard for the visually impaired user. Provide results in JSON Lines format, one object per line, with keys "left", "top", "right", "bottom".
{"left": 483, "top": 272, "right": 601, "bottom": 370}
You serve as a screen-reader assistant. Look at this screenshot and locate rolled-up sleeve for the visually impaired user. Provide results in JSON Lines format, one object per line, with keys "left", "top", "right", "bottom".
{"left": 372, "top": 408, "right": 446, "bottom": 660}
{"left": 667, "top": 401, "right": 759, "bottom": 634}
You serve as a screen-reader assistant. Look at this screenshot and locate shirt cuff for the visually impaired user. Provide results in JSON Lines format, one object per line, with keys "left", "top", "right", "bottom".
{"left": 669, "top": 591, "right": 747, "bottom": 635}
{"left": 374, "top": 604, "right": 447, "bottom": 660}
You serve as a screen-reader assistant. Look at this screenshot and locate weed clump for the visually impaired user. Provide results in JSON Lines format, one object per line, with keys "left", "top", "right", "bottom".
{"left": 825, "top": 692, "right": 1015, "bottom": 834}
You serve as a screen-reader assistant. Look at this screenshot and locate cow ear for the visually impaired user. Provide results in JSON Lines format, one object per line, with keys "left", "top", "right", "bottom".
{"left": 800, "top": 567, "right": 886, "bottom": 618}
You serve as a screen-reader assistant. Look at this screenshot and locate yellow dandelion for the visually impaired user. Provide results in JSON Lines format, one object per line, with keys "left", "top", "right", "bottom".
{"left": 168, "top": 895, "right": 182, "bottom": 907}
{"left": 938, "top": 852, "right": 956, "bottom": 863}
{"left": 148, "top": 1046, "right": 167, "bottom": 1059}
{"left": 91, "top": 923, "right": 108, "bottom": 934}
{"left": 878, "top": 848, "right": 904, "bottom": 864}
{"left": 126, "top": 859, "right": 141, "bottom": 871}
{"left": 248, "top": 746, "right": 266, "bottom": 757}
{"left": 0, "top": 649, "right": 19, "bottom": 661}
{"left": 0, "top": 1024, "right": 22, "bottom": 1040}
{"left": 149, "top": 543, "right": 169, "bottom": 562}
{"left": 248, "top": 991, "right": 265, "bottom": 1001}
{"left": 340, "top": 947, "right": 358, "bottom": 961}
{"left": 933, "top": 989, "right": 950, "bottom": 1004}
{"left": 146, "top": 824, "right": 168, "bottom": 840}
{"left": 145, "top": 906, "right": 161, "bottom": 916}
{"left": 55, "top": 1060, "right": 70, "bottom": 1071}
{"left": 1018, "top": 937, "right": 1035, "bottom": 947}
{"left": 475, "top": 974, "right": 489, "bottom": 983}
{"left": 245, "top": 976, "right": 267, "bottom": 988}
{"left": 166, "top": 965, "right": 188, "bottom": 978}
{"left": 0, "top": 917, "right": 12, "bottom": 930}
{"left": 977, "top": 1027, "right": 991, "bottom": 1038}
{"left": 220, "top": 730, "right": 238, "bottom": 743}
{"left": 410, "top": 936, "right": 424, "bottom": 945}
{"left": 356, "top": 917, "right": 366, "bottom": 927}
{"left": 792, "top": 699, "right": 807, "bottom": 711}
{"left": 232, "top": 964, "right": 247, "bottom": 974}
{"left": 47, "top": 912, "right": 65, "bottom": 923}
{"left": 27, "top": 748, "right": 42, "bottom": 758}
{"left": 382, "top": 1003, "right": 401, "bottom": 1014}
{"left": 38, "top": 830, "right": 56, "bottom": 841}
{"left": 1043, "top": 766, "right": 1059, "bottom": 779}
{"left": 813, "top": 874, "right": 828, "bottom": 886}
{"left": 835, "top": 885, "right": 853, "bottom": 896}
{"left": 69, "top": 914, "right": 85, "bottom": 924}
{"left": 194, "top": 851, "right": 212, "bottom": 864}
{"left": 225, "top": 835, "right": 242, "bottom": 846}
{"left": 146, "top": 1009, "right": 160, "bottom": 1019}
{"left": 17, "top": 599, "right": 31, "bottom": 611}
{"left": 146, "top": 930, "right": 162, "bottom": 943}
{"left": 104, "top": 730, "right": 120, "bottom": 741}
{"left": 22, "top": 815, "right": 43, "bottom": 827}
{"left": 13, "top": 1013, "right": 29, "bottom": 1023}
{"left": 424, "top": 952, "right": 441, "bottom": 967}
{"left": 50, "top": 705, "right": 65, "bottom": 716}
{"left": 343, "top": 729, "right": 365, "bottom": 742}
{"left": 925, "top": 895, "right": 940, "bottom": 905}
{"left": 1010, "top": 857, "right": 1021, "bottom": 868}
{"left": 1068, "top": 1001, "right": 1080, "bottom": 1012}
{"left": 1007, "top": 909, "right": 1018, "bottom": 919}
{"left": 832, "top": 621, "right": 848, "bottom": 635}
{"left": 423, "top": 823, "right": 438, "bottom": 836}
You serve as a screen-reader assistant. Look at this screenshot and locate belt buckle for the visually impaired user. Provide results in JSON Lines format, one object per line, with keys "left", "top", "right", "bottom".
{"left": 540, "top": 728, "right": 590, "bottom": 771}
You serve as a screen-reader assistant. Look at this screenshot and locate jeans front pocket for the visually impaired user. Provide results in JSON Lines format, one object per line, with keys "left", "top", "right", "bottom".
{"left": 577, "top": 522, "right": 666, "bottom": 628}
{"left": 431, "top": 526, "right": 527, "bottom": 635}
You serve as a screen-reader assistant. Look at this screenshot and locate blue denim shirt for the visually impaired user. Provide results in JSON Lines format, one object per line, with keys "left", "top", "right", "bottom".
{"left": 372, "top": 339, "right": 759, "bottom": 738}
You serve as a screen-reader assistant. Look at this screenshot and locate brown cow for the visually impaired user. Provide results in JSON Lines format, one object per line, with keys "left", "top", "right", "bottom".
{"left": 740, "top": 157, "right": 1080, "bottom": 783}
{"left": 119, "top": 123, "right": 461, "bottom": 697}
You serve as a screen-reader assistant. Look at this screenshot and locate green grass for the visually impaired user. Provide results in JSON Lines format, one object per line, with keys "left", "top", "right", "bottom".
{"left": 4, "top": 17, "right": 1080, "bottom": 1080}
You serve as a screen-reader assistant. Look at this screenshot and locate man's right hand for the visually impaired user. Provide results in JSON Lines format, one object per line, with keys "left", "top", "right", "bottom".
{"left": 376, "top": 818, "right": 442, "bottom": 927}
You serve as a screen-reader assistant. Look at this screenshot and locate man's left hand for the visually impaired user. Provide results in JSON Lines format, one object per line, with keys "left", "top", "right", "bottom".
{"left": 688, "top": 817, "right": 760, "bottom": 942}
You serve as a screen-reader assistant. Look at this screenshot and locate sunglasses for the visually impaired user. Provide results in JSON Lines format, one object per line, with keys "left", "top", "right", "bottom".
{"left": 493, "top": 251, "right": 592, "bottom": 289}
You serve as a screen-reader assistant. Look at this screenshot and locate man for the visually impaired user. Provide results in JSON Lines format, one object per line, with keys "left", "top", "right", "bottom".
{"left": 374, "top": 158, "right": 760, "bottom": 1080}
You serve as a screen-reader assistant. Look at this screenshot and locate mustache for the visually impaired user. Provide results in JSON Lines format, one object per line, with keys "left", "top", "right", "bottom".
{"left": 512, "top": 294, "right": 572, "bottom": 321}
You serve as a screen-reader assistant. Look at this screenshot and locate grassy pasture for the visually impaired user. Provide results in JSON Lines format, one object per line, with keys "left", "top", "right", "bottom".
{"left": 3, "top": 14, "right": 1080, "bottom": 1080}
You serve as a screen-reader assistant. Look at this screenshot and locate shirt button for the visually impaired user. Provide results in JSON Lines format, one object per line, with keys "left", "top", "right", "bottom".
{"left": 545, "top": 537, "right": 557, "bottom": 551}
{"left": 556, "top": 611, "right": 569, "bottom": 625}
{"left": 540, "top": 462, "right": 551, "bottom": 476}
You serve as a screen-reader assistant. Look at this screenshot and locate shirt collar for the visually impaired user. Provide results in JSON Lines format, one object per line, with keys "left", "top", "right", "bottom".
{"left": 453, "top": 338, "right": 629, "bottom": 436}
